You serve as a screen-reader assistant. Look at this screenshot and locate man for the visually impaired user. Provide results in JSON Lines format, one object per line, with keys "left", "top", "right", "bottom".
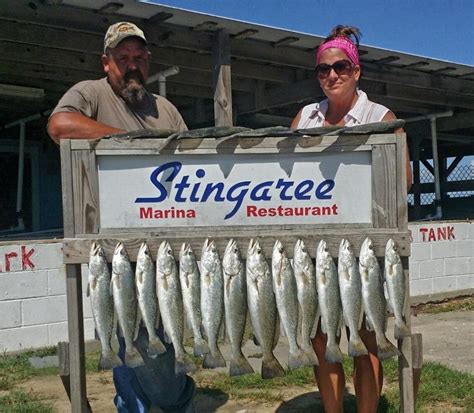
{"left": 48, "top": 22, "right": 194, "bottom": 413}
{"left": 48, "top": 21, "right": 187, "bottom": 142}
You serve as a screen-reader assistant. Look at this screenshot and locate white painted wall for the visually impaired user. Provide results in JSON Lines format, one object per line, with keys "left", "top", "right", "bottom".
{"left": 0, "top": 221, "right": 472, "bottom": 352}
{"left": 0, "top": 242, "right": 94, "bottom": 353}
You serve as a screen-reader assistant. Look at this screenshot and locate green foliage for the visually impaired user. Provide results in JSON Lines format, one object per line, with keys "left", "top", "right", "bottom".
{"left": 0, "top": 390, "right": 53, "bottom": 413}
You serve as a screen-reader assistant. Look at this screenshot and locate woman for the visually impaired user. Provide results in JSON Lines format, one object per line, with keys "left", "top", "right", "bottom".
{"left": 291, "top": 25, "right": 411, "bottom": 413}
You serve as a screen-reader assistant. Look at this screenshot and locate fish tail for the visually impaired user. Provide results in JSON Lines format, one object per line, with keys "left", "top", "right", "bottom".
{"left": 348, "top": 337, "right": 368, "bottom": 357}
{"left": 377, "top": 335, "right": 401, "bottom": 360}
{"left": 325, "top": 342, "right": 344, "bottom": 364}
{"left": 229, "top": 353, "right": 254, "bottom": 377}
{"left": 203, "top": 346, "right": 226, "bottom": 369}
{"left": 394, "top": 319, "right": 410, "bottom": 340}
{"left": 175, "top": 352, "right": 197, "bottom": 375}
{"left": 147, "top": 335, "right": 167, "bottom": 358}
{"left": 124, "top": 346, "right": 145, "bottom": 368}
{"left": 288, "top": 348, "right": 306, "bottom": 370}
{"left": 99, "top": 350, "right": 123, "bottom": 370}
{"left": 261, "top": 354, "right": 285, "bottom": 379}
{"left": 301, "top": 344, "right": 319, "bottom": 366}
{"left": 193, "top": 337, "right": 210, "bottom": 358}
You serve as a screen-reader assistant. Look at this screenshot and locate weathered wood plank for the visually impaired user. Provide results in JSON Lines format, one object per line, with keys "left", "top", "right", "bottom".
{"left": 411, "top": 333, "right": 423, "bottom": 403}
{"left": 372, "top": 144, "right": 397, "bottom": 228}
{"left": 70, "top": 133, "right": 397, "bottom": 151}
{"left": 63, "top": 230, "right": 410, "bottom": 264}
{"left": 60, "top": 140, "right": 75, "bottom": 238}
{"left": 65, "top": 263, "right": 90, "bottom": 413}
{"left": 71, "top": 150, "right": 100, "bottom": 235}
{"left": 398, "top": 257, "right": 415, "bottom": 413}
{"left": 213, "top": 29, "right": 233, "bottom": 127}
{"left": 397, "top": 134, "right": 409, "bottom": 231}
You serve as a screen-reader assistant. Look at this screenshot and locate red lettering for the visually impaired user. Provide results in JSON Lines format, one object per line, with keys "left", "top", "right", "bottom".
{"left": 5, "top": 252, "right": 18, "bottom": 272}
{"left": 428, "top": 228, "right": 436, "bottom": 242}
{"left": 420, "top": 228, "right": 428, "bottom": 242}
{"left": 247, "top": 205, "right": 257, "bottom": 216}
{"left": 437, "top": 227, "right": 446, "bottom": 240}
{"left": 257, "top": 208, "right": 266, "bottom": 217}
{"left": 21, "top": 246, "right": 35, "bottom": 270}
{"left": 140, "top": 207, "right": 153, "bottom": 218}
{"left": 447, "top": 226, "right": 455, "bottom": 240}
{"left": 332, "top": 204, "right": 338, "bottom": 215}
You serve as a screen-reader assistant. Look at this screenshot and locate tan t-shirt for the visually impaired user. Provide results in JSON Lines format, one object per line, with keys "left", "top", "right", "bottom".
{"left": 51, "top": 77, "right": 187, "bottom": 132}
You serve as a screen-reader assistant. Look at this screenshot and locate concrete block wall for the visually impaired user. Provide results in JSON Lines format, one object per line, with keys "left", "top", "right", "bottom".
{"left": 0, "top": 242, "right": 94, "bottom": 352}
{"left": 408, "top": 221, "right": 474, "bottom": 296}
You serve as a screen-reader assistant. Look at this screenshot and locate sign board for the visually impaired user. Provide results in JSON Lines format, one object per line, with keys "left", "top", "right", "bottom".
{"left": 98, "top": 152, "right": 372, "bottom": 228}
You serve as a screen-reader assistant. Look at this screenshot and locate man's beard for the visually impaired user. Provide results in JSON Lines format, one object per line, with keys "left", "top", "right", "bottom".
{"left": 121, "top": 71, "right": 147, "bottom": 106}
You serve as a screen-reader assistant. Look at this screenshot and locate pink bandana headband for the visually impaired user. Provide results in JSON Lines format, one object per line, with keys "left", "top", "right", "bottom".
{"left": 316, "top": 36, "right": 360, "bottom": 66}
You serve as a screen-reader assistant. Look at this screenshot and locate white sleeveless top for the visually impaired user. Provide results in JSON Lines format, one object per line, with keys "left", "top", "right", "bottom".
{"left": 295, "top": 89, "right": 389, "bottom": 129}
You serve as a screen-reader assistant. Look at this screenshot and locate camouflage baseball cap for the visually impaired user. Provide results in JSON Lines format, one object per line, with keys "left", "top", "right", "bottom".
{"left": 104, "top": 22, "right": 147, "bottom": 52}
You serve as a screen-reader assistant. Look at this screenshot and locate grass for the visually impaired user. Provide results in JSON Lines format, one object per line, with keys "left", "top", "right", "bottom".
{"left": 414, "top": 295, "right": 474, "bottom": 314}
{"left": 0, "top": 390, "right": 53, "bottom": 413}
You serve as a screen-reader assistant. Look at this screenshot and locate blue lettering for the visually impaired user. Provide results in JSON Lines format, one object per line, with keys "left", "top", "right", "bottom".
{"left": 250, "top": 181, "right": 272, "bottom": 201}
{"left": 135, "top": 161, "right": 181, "bottom": 203}
{"left": 316, "top": 179, "right": 335, "bottom": 199}
{"left": 174, "top": 175, "right": 190, "bottom": 202}
{"left": 275, "top": 179, "right": 294, "bottom": 200}
{"left": 295, "top": 180, "right": 313, "bottom": 200}
{"left": 202, "top": 182, "right": 225, "bottom": 202}
{"left": 224, "top": 181, "right": 251, "bottom": 219}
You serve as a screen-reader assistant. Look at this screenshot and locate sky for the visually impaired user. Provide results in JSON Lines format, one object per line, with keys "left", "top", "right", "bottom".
{"left": 146, "top": 0, "right": 474, "bottom": 66}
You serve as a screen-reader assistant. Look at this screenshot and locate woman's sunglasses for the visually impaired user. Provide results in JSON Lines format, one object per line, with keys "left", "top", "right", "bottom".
{"left": 315, "top": 59, "right": 354, "bottom": 79}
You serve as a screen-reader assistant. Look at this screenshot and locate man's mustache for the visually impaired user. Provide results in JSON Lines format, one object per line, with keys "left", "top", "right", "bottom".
{"left": 123, "top": 70, "right": 145, "bottom": 85}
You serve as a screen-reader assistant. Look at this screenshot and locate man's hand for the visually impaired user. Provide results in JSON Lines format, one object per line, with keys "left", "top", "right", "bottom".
{"left": 47, "top": 112, "right": 124, "bottom": 144}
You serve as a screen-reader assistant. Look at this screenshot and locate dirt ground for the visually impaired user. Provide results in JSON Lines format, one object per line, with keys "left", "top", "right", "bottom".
{"left": 13, "top": 307, "right": 474, "bottom": 412}
{"left": 17, "top": 373, "right": 327, "bottom": 412}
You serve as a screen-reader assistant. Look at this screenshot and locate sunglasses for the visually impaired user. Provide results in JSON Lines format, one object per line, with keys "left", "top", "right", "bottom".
{"left": 315, "top": 59, "right": 354, "bottom": 79}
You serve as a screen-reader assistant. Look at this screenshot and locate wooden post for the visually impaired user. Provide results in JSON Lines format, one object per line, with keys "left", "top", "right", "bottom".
{"left": 412, "top": 136, "right": 421, "bottom": 220}
{"left": 398, "top": 257, "right": 415, "bottom": 413}
{"left": 213, "top": 29, "right": 233, "bottom": 126}
{"left": 411, "top": 333, "right": 423, "bottom": 403}
{"left": 61, "top": 139, "right": 90, "bottom": 412}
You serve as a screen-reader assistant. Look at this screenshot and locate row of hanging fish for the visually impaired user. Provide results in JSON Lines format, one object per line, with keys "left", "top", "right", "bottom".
{"left": 87, "top": 236, "right": 409, "bottom": 378}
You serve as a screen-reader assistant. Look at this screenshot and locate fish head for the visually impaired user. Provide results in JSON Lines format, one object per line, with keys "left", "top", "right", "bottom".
{"left": 359, "top": 237, "right": 376, "bottom": 267}
{"left": 137, "top": 242, "right": 153, "bottom": 270}
{"left": 338, "top": 238, "right": 354, "bottom": 266}
{"left": 223, "top": 239, "right": 241, "bottom": 275}
{"left": 272, "top": 239, "right": 285, "bottom": 261}
{"left": 112, "top": 242, "right": 131, "bottom": 273}
{"left": 201, "top": 239, "right": 219, "bottom": 272}
{"left": 157, "top": 241, "right": 175, "bottom": 274}
{"left": 316, "top": 240, "right": 332, "bottom": 269}
{"left": 179, "top": 243, "right": 196, "bottom": 272}
{"left": 247, "top": 239, "right": 267, "bottom": 277}
{"left": 385, "top": 239, "right": 401, "bottom": 265}
{"left": 89, "top": 241, "right": 107, "bottom": 273}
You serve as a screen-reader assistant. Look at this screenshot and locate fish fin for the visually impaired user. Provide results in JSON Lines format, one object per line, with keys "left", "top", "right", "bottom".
{"left": 357, "top": 304, "right": 364, "bottom": 330}
{"left": 175, "top": 352, "right": 197, "bottom": 375}
{"left": 288, "top": 348, "right": 306, "bottom": 370}
{"left": 124, "top": 346, "right": 145, "bottom": 368}
{"left": 320, "top": 269, "right": 327, "bottom": 285}
{"left": 348, "top": 337, "right": 368, "bottom": 357}
{"left": 86, "top": 282, "right": 91, "bottom": 297}
{"left": 184, "top": 273, "right": 190, "bottom": 289}
{"left": 194, "top": 337, "right": 210, "bottom": 357}
{"left": 242, "top": 312, "right": 253, "bottom": 345}
{"left": 302, "top": 344, "right": 319, "bottom": 366}
{"left": 110, "top": 273, "right": 120, "bottom": 295}
{"left": 325, "top": 343, "right": 344, "bottom": 363}
{"left": 261, "top": 355, "right": 285, "bottom": 379}
{"left": 163, "top": 331, "right": 172, "bottom": 344}
{"left": 302, "top": 268, "right": 312, "bottom": 285}
{"left": 341, "top": 269, "right": 350, "bottom": 281}
{"left": 137, "top": 270, "right": 143, "bottom": 285}
{"left": 365, "top": 315, "right": 374, "bottom": 332}
{"left": 377, "top": 336, "right": 401, "bottom": 360}
{"left": 311, "top": 313, "right": 320, "bottom": 339}
{"left": 394, "top": 319, "right": 410, "bottom": 340}
{"left": 99, "top": 350, "right": 123, "bottom": 370}
{"left": 336, "top": 314, "right": 343, "bottom": 337}
{"left": 320, "top": 316, "right": 327, "bottom": 335}
{"left": 229, "top": 353, "right": 254, "bottom": 376}
{"left": 133, "top": 311, "right": 141, "bottom": 342}
{"left": 225, "top": 277, "right": 231, "bottom": 301}
{"left": 162, "top": 274, "right": 169, "bottom": 291}
{"left": 147, "top": 334, "right": 167, "bottom": 357}
{"left": 272, "top": 315, "right": 280, "bottom": 350}
{"left": 203, "top": 347, "right": 226, "bottom": 369}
